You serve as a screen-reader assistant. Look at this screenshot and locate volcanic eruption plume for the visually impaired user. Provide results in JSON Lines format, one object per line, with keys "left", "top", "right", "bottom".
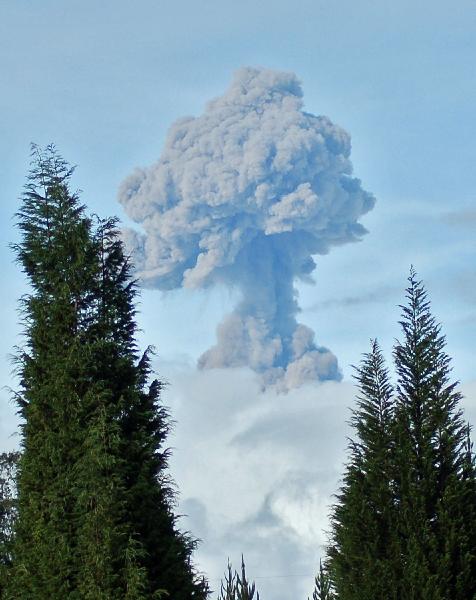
{"left": 119, "top": 67, "right": 375, "bottom": 390}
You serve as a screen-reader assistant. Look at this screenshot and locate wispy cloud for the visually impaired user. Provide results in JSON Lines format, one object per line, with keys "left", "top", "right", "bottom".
{"left": 304, "top": 285, "right": 398, "bottom": 312}
{"left": 440, "top": 208, "right": 476, "bottom": 228}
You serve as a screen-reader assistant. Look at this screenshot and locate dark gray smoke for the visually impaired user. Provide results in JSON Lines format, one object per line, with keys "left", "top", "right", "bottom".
{"left": 119, "top": 67, "right": 375, "bottom": 390}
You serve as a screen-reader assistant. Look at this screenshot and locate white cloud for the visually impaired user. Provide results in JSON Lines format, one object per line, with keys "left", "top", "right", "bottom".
{"left": 163, "top": 365, "right": 354, "bottom": 599}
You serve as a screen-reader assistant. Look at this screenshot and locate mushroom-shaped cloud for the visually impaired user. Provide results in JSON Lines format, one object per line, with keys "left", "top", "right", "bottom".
{"left": 119, "top": 67, "right": 375, "bottom": 390}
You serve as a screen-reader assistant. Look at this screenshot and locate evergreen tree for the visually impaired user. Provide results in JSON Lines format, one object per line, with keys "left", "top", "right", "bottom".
{"left": 218, "top": 561, "right": 237, "bottom": 600}
{"left": 8, "top": 146, "right": 98, "bottom": 598}
{"left": 235, "top": 556, "right": 260, "bottom": 600}
{"left": 325, "top": 270, "right": 476, "bottom": 600}
{"left": 392, "top": 269, "right": 475, "bottom": 599}
{"left": 7, "top": 145, "right": 207, "bottom": 598}
{"left": 218, "top": 557, "right": 260, "bottom": 600}
{"left": 328, "top": 340, "right": 399, "bottom": 600}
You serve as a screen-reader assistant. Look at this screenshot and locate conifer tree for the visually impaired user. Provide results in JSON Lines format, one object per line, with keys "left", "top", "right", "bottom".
{"left": 328, "top": 340, "right": 399, "bottom": 600}
{"left": 392, "top": 269, "right": 476, "bottom": 599}
{"left": 235, "top": 556, "right": 260, "bottom": 600}
{"left": 218, "top": 557, "right": 260, "bottom": 600}
{"left": 218, "top": 561, "right": 237, "bottom": 600}
{"left": 7, "top": 145, "right": 207, "bottom": 598}
{"left": 325, "top": 270, "right": 476, "bottom": 600}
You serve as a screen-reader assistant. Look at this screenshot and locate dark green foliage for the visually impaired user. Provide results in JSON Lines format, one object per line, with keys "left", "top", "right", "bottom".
{"left": 6, "top": 145, "right": 208, "bottom": 598}
{"left": 0, "top": 452, "right": 20, "bottom": 594}
{"left": 8, "top": 146, "right": 98, "bottom": 598}
{"left": 326, "top": 270, "right": 476, "bottom": 600}
{"left": 218, "top": 557, "right": 260, "bottom": 600}
{"left": 392, "top": 270, "right": 475, "bottom": 599}
{"left": 328, "top": 340, "right": 400, "bottom": 600}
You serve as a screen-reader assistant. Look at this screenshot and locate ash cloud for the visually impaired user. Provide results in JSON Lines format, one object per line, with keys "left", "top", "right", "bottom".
{"left": 119, "top": 67, "right": 375, "bottom": 390}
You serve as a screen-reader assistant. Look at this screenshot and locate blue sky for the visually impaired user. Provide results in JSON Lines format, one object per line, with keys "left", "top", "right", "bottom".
{"left": 1, "top": 1, "right": 475, "bottom": 597}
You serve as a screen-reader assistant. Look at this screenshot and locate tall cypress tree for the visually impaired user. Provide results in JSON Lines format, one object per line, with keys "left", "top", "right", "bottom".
{"left": 8, "top": 146, "right": 97, "bottom": 598}
{"left": 7, "top": 145, "right": 208, "bottom": 598}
